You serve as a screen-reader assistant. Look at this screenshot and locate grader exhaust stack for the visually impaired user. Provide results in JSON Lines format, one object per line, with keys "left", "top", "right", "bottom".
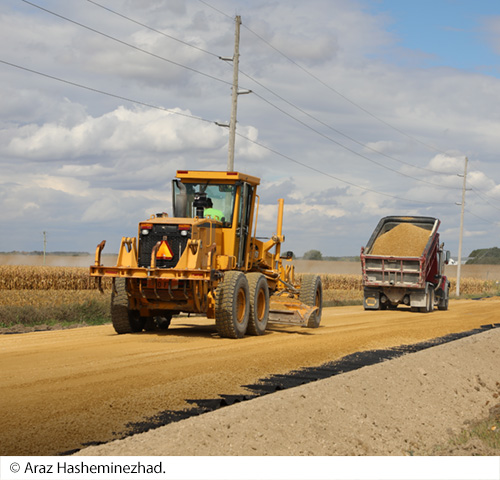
{"left": 90, "top": 170, "right": 322, "bottom": 338}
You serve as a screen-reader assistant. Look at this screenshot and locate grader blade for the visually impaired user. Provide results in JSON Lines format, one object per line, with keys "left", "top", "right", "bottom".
{"left": 268, "top": 295, "right": 318, "bottom": 326}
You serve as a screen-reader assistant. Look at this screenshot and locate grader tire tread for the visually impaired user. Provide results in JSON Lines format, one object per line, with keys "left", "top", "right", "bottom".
{"left": 246, "top": 272, "right": 269, "bottom": 336}
{"left": 299, "top": 274, "right": 323, "bottom": 328}
{"left": 215, "top": 271, "right": 249, "bottom": 339}
{"left": 111, "top": 278, "right": 144, "bottom": 334}
{"left": 111, "top": 278, "right": 133, "bottom": 334}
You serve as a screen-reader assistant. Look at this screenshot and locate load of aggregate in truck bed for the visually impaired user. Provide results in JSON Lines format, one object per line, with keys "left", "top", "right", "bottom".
{"left": 370, "top": 223, "right": 430, "bottom": 256}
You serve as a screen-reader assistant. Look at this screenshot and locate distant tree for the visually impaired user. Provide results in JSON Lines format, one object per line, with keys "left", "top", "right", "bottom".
{"left": 302, "top": 249, "right": 323, "bottom": 260}
{"left": 466, "top": 247, "right": 500, "bottom": 265}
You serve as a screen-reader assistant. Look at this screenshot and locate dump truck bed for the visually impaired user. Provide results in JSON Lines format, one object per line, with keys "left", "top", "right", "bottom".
{"left": 361, "top": 216, "right": 440, "bottom": 289}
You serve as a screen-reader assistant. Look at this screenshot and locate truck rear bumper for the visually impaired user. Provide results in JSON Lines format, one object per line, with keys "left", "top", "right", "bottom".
{"left": 363, "top": 285, "right": 428, "bottom": 309}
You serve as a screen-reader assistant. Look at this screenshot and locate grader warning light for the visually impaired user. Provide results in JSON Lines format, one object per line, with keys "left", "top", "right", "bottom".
{"left": 90, "top": 170, "right": 322, "bottom": 338}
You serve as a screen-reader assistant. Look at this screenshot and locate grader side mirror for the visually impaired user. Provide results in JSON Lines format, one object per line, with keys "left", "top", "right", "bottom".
{"left": 281, "top": 251, "right": 294, "bottom": 260}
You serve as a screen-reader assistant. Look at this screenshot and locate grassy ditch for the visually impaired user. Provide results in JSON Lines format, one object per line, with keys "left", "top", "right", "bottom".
{"left": 426, "top": 398, "right": 500, "bottom": 455}
{"left": 0, "top": 291, "right": 110, "bottom": 331}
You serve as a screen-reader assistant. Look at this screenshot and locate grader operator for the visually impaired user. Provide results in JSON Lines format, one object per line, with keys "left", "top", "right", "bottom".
{"left": 90, "top": 170, "right": 322, "bottom": 338}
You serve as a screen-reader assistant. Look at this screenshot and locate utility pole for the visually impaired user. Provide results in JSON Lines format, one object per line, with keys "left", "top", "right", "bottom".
{"left": 219, "top": 16, "right": 251, "bottom": 172}
{"left": 42, "top": 231, "right": 47, "bottom": 266}
{"left": 227, "top": 15, "right": 241, "bottom": 172}
{"left": 456, "top": 156, "right": 468, "bottom": 297}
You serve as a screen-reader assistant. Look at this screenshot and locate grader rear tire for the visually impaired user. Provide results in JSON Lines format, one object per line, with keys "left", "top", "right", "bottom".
{"left": 299, "top": 274, "right": 323, "bottom": 328}
{"left": 246, "top": 273, "right": 269, "bottom": 336}
{"left": 111, "top": 278, "right": 145, "bottom": 334}
{"left": 215, "top": 271, "right": 250, "bottom": 339}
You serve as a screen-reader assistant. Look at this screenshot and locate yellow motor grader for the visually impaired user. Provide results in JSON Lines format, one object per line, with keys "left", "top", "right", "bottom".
{"left": 90, "top": 170, "right": 322, "bottom": 338}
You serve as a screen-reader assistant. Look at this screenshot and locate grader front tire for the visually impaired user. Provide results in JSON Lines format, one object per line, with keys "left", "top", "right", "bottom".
{"left": 299, "top": 274, "right": 323, "bottom": 328}
{"left": 246, "top": 273, "right": 269, "bottom": 336}
{"left": 215, "top": 271, "right": 250, "bottom": 339}
{"left": 111, "top": 278, "right": 145, "bottom": 334}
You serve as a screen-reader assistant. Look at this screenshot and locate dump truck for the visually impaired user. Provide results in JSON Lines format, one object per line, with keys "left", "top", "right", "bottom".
{"left": 360, "top": 216, "right": 450, "bottom": 312}
{"left": 90, "top": 170, "right": 322, "bottom": 338}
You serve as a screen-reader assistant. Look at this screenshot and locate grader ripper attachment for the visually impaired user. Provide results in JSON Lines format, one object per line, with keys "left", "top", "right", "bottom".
{"left": 90, "top": 170, "right": 322, "bottom": 338}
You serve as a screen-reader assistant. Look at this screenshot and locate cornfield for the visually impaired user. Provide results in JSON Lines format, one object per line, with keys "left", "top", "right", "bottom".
{"left": 0, "top": 266, "right": 498, "bottom": 299}
{"left": 295, "top": 272, "right": 499, "bottom": 299}
{"left": 0, "top": 290, "right": 105, "bottom": 307}
{"left": 0, "top": 266, "right": 111, "bottom": 291}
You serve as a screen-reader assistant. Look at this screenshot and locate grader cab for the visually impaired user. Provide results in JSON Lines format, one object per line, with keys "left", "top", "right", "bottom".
{"left": 90, "top": 170, "right": 322, "bottom": 338}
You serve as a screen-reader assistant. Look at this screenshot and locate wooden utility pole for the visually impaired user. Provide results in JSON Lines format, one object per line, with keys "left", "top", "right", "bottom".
{"left": 219, "top": 16, "right": 250, "bottom": 171}
{"left": 456, "top": 156, "right": 468, "bottom": 297}
{"left": 227, "top": 15, "right": 241, "bottom": 171}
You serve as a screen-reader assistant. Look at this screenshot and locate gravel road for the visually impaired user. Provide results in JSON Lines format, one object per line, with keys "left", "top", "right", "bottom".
{"left": 77, "top": 326, "right": 500, "bottom": 456}
{"left": 1, "top": 298, "right": 499, "bottom": 456}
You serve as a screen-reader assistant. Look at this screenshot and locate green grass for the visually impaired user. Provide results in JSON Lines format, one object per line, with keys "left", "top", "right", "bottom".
{"left": 450, "top": 404, "right": 500, "bottom": 451}
{"left": 426, "top": 400, "right": 500, "bottom": 455}
{"left": 0, "top": 298, "right": 110, "bottom": 329}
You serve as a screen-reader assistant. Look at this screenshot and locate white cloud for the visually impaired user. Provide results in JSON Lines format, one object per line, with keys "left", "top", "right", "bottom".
{"left": 4, "top": 106, "right": 225, "bottom": 160}
{"left": 1, "top": 0, "right": 500, "bottom": 256}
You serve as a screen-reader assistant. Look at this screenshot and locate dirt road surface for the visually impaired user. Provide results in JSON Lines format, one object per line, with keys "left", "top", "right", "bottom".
{"left": 1, "top": 298, "right": 499, "bottom": 456}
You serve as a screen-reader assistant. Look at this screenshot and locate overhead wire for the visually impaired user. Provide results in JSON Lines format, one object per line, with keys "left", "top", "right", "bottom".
{"left": 0, "top": 59, "right": 214, "bottom": 124}
{"left": 239, "top": 68, "right": 454, "bottom": 178}
{"left": 240, "top": 22, "right": 452, "bottom": 157}
{"left": 16, "top": 1, "right": 488, "bottom": 210}
{"left": 235, "top": 131, "right": 454, "bottom": 206}
{"left": 464, "top": 208, "right": 500, "bottom": 225}
{"left": 22, "top": 0, "right": 233, "bottom": 88}
{"left": 469, "top": 187, "right": 500, "bottom": 212}
{"left": 198, "top": 0, "right": 458, "bottom": 168}
{"left": 0, "top": 58, "right": 455, "bottom": 207}
{"left": 80, "top": 0, "right": 462, "bottom": 189}
{"left": 86, "top": 0, "right": 221, "bottom": 59}
{"left": 250, "top": 90, "right": 461, "bottom": 190}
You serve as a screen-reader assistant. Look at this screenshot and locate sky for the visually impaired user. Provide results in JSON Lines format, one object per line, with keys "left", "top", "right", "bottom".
{"left": 1, "top": 0, "right": 500, "bottom": 258}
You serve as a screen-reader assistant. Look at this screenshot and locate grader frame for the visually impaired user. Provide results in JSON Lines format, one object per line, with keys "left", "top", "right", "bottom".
{"left": 90, "top": 170, "right": 322, "bottom": 338}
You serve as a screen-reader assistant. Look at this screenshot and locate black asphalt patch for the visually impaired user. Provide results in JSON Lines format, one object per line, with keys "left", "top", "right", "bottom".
{"left": 65, "top": 323, "right": 498, "bottom": 455}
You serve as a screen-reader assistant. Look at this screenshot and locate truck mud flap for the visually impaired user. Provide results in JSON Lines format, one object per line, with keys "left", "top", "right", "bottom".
{"left": 363, "top": 290, "right": 379, "bottom": 310}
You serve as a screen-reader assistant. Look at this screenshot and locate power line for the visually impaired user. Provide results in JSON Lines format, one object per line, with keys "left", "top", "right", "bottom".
{"left": 0, "top": 59, "right": 214, "bottom": 124}
{"left": 87, "top": 0, "right": 221, "bottom": 59}
{"left": 239, "top": 69, "right": 457, "bottom": 177}
{"left": 465, "top": 207, "right": 500, "bottom": 225}
{"left": 241, "top": 22, "right": 451, "bottom": 157}
{"left": 0, "top": 58, "right": 454, "bottom": 209}
{"left": 197, "top": 0, "right": 233, "bottom": 20}
{"left": 251, "top": 90, "right": 461, "bottom": 190}
{"left": 82, "top": 0, "right": 459, "bottom": 184}
{"left": 22, "top": 0, "right": 232, "bottom": 88}
{"left": 197, "top": 0, "right": 453, "bottom": 158}
{"left": 235, "top": 130, "right": 454, "bottom": 206}
{"left": 469, "top": 188, "right": 500, "bottom": 212}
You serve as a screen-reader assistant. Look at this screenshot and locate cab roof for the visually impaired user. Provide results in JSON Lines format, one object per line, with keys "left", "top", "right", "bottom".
{"left": 176, "top": 170, "right": 260, "bottom": 186}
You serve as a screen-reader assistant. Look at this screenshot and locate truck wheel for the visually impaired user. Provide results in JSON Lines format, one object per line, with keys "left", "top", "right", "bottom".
{"left": 299, "top": 274, "right": 323, "bottom": 328}
{"left": 215, "top": 271, "right": 250, "bottom": 339}
{"left": 246, "top": 273, "right": 269, "bottom": 336}
{"left": 111, "top": 278, "right": 145, "bottom": 334}
{"left": 421, "top": 288, "right": 435, "bottom": 313}
{"left": 438, "top": 281, "right": 450, "bottom": 311}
